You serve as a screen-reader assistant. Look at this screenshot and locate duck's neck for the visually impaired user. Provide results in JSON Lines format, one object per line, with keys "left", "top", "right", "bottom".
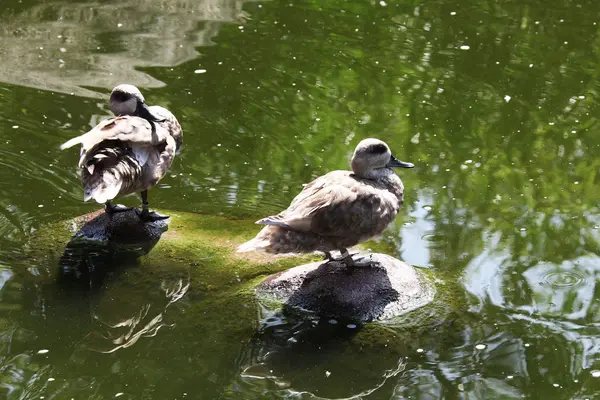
{"left": 364, "top": 168, "right": 404, "bottom": 200}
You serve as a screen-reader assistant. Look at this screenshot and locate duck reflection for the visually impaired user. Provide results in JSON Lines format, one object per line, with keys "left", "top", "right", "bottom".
{"left": 58, "top": 208, "right": 168, "bottom": 288}
{"left": 79, "top": 275, "right": 189, "bottom": 354}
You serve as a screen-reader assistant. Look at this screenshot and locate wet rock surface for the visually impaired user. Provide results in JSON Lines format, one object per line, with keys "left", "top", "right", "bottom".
{"left": 256, "top": 253, "right": 435, "bottom": 322}
{"left": 70, "top": 208, "right": 169, "bottom": 244}
{"left": 58, "top": 209, "right": 169, "bottom": 287}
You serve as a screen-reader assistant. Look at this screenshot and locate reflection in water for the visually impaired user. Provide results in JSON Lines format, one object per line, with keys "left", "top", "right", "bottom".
{"left": 0, "top": 0, "right": 257, "bottom": 96}
{"left": 228, "top": 306, "right": 408, "bottom": 399}
{"left": 1, "top": 0, "right": 600, "bottom": 397}
{"left": 81, "top": 276, "right": 189, "bottom": 354}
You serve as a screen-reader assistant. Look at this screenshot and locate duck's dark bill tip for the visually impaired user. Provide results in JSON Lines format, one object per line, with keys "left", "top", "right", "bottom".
{"left": 387, "top": 157, "right": 414, "bottom": 168}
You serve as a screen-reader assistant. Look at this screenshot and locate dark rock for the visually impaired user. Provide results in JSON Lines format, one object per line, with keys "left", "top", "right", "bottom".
{"left": 58, "top": 209, "right": 169, "bottom": 287}
{"left": 256, "top": 253, "right": 435, "bottom": 322}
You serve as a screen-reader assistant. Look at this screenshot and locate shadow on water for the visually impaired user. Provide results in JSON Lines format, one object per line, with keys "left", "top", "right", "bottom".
{"left": 57, "top": 209, "right": 168, "bottom": 289}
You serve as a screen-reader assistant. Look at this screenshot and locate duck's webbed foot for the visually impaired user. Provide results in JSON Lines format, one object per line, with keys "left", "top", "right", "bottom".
{"left": 136, "top": 190, "right": 170, "bottom": 222}
{"left": 104, "top": 201, "right": 133, "bottom": 215}
{"left": 136, "top": 208, "right": 170, "bottom": 222}
{"left": 340, "top": 249, "right": 374, "bottom": 268}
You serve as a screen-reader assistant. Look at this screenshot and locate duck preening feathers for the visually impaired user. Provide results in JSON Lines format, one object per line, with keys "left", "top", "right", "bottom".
{"left": 60, "top": 85, "right": 182, "bottom": 221}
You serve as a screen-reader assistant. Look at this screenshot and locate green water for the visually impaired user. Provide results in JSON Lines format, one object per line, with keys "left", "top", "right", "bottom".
{"left": 1, "top": 0, "right": 600, "bottom": 398}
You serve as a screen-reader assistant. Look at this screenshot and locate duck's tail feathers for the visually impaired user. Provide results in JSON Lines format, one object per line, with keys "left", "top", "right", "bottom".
{"left": 60, "top": 135, "right": 84, "bottom": 150}
{"left": 256, "top": 215, "right": 292, "bottom": 229}
{"left": 81, "top": 145, "right": 142, "bottom": 204}
{"left": 83, "top": 172, "right": 123, "bottom": 204}
{"left": 236, "top": 237, "right": 270, "bottom": 253}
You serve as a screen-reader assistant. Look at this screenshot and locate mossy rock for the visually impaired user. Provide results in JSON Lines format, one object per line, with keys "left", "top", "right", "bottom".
{"left": 17, "top": 209, "right": 466, "bottom": 399}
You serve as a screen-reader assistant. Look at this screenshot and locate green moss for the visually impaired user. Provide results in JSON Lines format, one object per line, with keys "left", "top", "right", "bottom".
{"left": 24, "top": 210, "right": 466, "bottom": 353}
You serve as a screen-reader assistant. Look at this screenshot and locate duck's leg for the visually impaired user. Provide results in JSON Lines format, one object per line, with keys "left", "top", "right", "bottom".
{"left": 104, "top": 201, "right": 132, "bottom": 214}
{"left": 340, "top": 248, "right": 373, "bottom": 267}
{"left": 136, "top": 190, "right": 170, "bottom": 222}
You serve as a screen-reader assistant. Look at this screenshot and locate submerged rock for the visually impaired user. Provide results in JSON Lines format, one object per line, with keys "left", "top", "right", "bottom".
{"left": 256, "top": 253, "right": 435, "bottom": 322}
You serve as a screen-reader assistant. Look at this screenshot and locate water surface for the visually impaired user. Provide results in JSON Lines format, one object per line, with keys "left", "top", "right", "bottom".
{"left": 1, "top": 0, "right": 600, "bottom": 398}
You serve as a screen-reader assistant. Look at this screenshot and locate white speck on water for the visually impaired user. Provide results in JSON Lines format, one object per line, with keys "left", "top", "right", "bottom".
{"left": 37, "top": 349, "right": 49, "bottom": 354}
{"left": 416, "top": 348, "right": 424, "bottom": 353}
{"left": 12, "top": 125, "right": 18, "bottom": 129}
{"left": 507, "top": 375, "right": 514, "bottom": 379}
{"left": 578, "top": 95, "right": 586, "bottom": 99}
{"left": 450, "top": 11, "right": 457, "bottom": 15}
{"left": 411, "top": 132, "right": 420, "bottom": 144}
{"left": 529, "top": 64, "right": 534, "bottom": 67}
{"left": 216, "top": 143, "right": 222, "bottom": 147}
{"left": 520, "top": 227, "right": 527, "bottom": 231}
{"left": 47, "top": 378, "right": 55, "bottom": 382}
{"left": 553, "top": 383, "right": 560, "bottom": 387}
{"left": 524, "top": 343, "right": 530, "bottom": 347}
{"left": 423, "top": 206, "right": 432, "bottom": 211}
{"left": 328, "top": 319, "right": 338, "bottom": 324}
{"left": 194, "top": 69, "right": 207, "bottom": 74}
{"left": 59, "top": 47, "right": 66, "bottom": 53}
{"left": 238, "top": 26, "right": 244, "bottom": 29}
{"left": 209, "top": 188, "right": 216, "bottom": 191}
{"left": 475, "top": 344, "right": 486, "bottom": 350}
{"left": 325, "top": 370, "right": 331, "bottom": 377}
{"left": 38, "top": 205, "right": 43, "bottom": 208}
{"left": 315, "top": 117, "right": 321, "bottom": 121}
{"left": 117, "top": 23, "right": 123, "bottom": 27}
{"left": 459, "top": 45, "right": 470, "bottom": 50}
{"left": 549, "top": 122, "right": 555, "bottom": 126}
{"left": 591, "top": 370, "right": 600, "bottom": 377}
{"left": 346, "top": 324, "right": 357, "bottom": 329}
{"left": 464, "top": 159, "right": 473, "bottom": 164}
{"left": 424, "top": 23, "right": 431, "bottom": 31}
{"left": 115, "top": 393, "right": 124, "bottom": 398}
{"left": 504, "top": 95, "right": 511, "bottom": 102}
{"left": 379, "top": 0, "right": 387, "bottom": 6}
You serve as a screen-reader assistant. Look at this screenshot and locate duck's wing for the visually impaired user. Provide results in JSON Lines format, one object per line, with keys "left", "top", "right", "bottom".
{"left": 60, "top": 116, "right": 170, "bottom": 168}
{"left": 257, "top": 171, "right": 361, "bottom": 234}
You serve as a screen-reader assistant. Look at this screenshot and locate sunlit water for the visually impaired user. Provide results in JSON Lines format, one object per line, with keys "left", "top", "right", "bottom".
{"left": 1, "top": 0, "right": 600, "bottom": 398}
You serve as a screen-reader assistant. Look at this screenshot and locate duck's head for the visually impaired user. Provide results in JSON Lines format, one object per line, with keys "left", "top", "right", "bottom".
{"left": 351, "top": 138, "right": 414, "bottom": 178}
{"left": 109, "top": 84, "right": 165, "bottom": 122}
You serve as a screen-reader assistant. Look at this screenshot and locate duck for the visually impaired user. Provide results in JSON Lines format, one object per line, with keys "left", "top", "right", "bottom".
{"left": 237, "top": 138, "right": 414, "bottom": 266}
{"left": 60, "top": 84, "right": 183, "bottom": 222}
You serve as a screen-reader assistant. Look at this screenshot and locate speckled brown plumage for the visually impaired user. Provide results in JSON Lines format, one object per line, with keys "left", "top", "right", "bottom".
{"left": 237, "top": 138, "right": 413, "bottom": 261}
{"left": 60, "top": 85, "right": 182, "bottom": 215}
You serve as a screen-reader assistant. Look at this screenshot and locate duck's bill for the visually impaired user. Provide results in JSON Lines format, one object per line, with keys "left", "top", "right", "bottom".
{"left": 138, "top": 102, "right": 166, "bottom": 122}
{"left": 387, "top": 155, "right": 414, "bottom": 168}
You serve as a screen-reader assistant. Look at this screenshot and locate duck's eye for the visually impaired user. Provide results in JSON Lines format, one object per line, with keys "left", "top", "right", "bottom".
{"left": 368, "top": 143, "right": 388, "bottom": 154}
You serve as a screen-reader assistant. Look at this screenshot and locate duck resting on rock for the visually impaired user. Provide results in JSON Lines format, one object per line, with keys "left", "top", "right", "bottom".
{"left": 237, "top": 138, "right": 414, "bottom": 266}
{"left": 60, "top": 84, "right": 183, "bottom": 222}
